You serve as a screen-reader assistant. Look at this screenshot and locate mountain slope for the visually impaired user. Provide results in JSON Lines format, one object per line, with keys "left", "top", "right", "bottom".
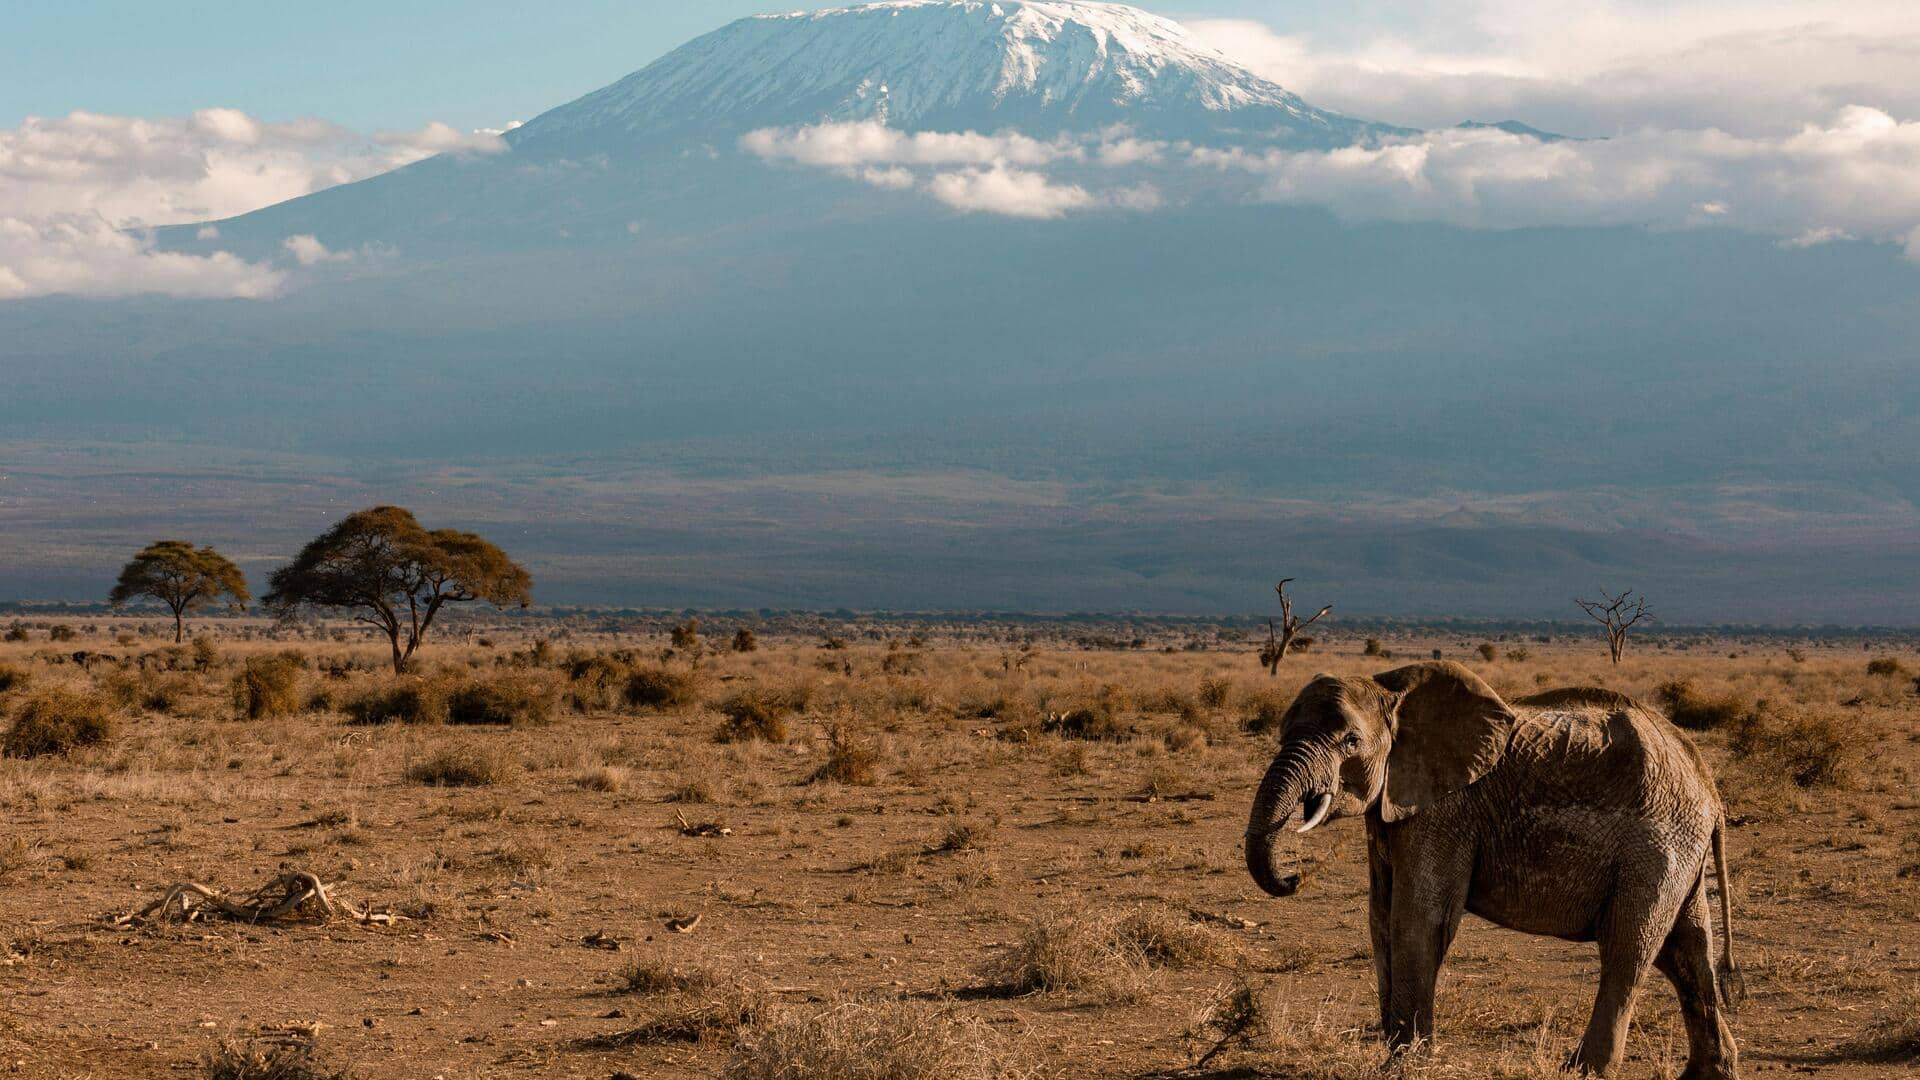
{"left": 507, "top": 1, "right": 1388, "bottom": 156}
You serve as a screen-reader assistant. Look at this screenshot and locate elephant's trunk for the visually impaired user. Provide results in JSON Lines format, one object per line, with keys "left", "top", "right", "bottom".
{"left": 1245, "top": 743, "right": 1317, "bottom": 897}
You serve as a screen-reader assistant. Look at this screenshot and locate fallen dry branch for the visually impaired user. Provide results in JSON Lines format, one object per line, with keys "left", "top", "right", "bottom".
{"left": 110, "top": 869, "right": 405, "bottom": 928}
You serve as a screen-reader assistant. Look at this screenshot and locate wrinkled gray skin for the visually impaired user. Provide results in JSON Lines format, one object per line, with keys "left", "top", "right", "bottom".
{"left": 1245, "top": 662, "right": 1740, "bottom": 1079}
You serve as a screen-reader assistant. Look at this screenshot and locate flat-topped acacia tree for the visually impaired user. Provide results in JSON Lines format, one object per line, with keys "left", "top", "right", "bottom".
{"left": 264, "top": 506, "right": 532, "bottom": 673}
{"left": 109, "top": 540, "right": 252, "bottom": 643}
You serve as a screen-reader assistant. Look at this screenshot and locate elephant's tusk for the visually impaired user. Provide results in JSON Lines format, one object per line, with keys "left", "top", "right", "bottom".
{"left": 1296, "top": 792, "right": 1333, "bottom": 833}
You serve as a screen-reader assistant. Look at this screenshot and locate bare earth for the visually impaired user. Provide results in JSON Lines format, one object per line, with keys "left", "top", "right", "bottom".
{"left": 0, "top": 622, "right": 1914, "bottom": 1078}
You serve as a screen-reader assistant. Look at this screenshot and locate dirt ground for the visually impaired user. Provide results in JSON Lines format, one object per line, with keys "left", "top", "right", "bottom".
{"left": 0, "top": 620, "right": 1915, "bottom": 1078}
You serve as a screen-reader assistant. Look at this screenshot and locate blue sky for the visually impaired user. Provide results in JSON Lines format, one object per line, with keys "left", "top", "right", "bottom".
{"left": 3, "top": 1, "right": 1327, "bottom": 131}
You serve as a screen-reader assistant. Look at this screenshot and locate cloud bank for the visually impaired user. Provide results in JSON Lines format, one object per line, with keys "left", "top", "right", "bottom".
{"left": 1188, "top": 1, "right": 1920, "bottom": 139}
{"left": 745, "top": 108, "right": 1920, "bottom": 256}
{"left": 742, "top": 122, "right": 1159, "bottom": 219}
{"left": 0, "top": 108, "right": 505, "bottom": 300}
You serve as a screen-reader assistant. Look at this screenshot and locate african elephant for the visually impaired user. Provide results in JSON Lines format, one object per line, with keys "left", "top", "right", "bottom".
{"left": 1244, "top": 662, "right": 1741, "bottom": 1079}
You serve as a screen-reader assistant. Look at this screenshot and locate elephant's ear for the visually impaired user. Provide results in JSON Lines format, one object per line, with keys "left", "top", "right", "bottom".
{"left": 1373, "top": 662, "right": 1515, "bottom": 823}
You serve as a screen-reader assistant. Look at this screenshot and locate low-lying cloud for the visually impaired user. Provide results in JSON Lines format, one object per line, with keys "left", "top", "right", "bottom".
{"left": 1189, "top": 1, "right": 1920, "bottom": 139}
{"left": 743, "top": 121, "right": 1160, "bottom": 220}
{"left": 0, "top": 108, "right": 505, "bottom": 300}
{"left": 744, "top": 109, "right": 1920, "bottom": 257}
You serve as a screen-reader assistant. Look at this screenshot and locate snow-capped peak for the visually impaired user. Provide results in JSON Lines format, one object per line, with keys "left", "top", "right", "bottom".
{"left": 509, "top": 1, "right": 1382, "bottom": 155}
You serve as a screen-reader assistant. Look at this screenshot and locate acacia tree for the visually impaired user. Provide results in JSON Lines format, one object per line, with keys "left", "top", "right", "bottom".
{"left": 264, "top": 507, "right": 532, "bottom": 673}
{"left": 1576, "top": 589, "right": 1654, "bottom": 665}
{"left": 109, "top": 540, "right": 251, "bottom": 643}
{"left": 1260, "top": 578, "right": 1333, "bottom": 674}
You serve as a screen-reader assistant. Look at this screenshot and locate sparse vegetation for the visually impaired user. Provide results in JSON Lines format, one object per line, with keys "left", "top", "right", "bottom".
{"left": 624, "top": 665, "right": 702, "bottom": 710}
{"left": 231, "top": 652, "right": 304, "bottom": 720}
{"left": 3, "top": 689, "right": 114, "bottom": 758}
{"left": 446, "top": 673, "right": 558, "bottom": 726}
{"left": 723, "top": 999, "right": 1036, "bottom": 1080}
{"left": 0, "top": 625, "right": 1911, "bottom": 1077}
{"left": 405, "top": 745, "right": 512, "bottom": 787}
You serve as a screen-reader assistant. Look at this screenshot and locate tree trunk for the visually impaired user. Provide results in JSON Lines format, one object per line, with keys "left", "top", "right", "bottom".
{"left": 388, "top": 633, "right": 407, "bottom": 675}
{"left": 172, "top": 609, "right": 184, "bottom": 644}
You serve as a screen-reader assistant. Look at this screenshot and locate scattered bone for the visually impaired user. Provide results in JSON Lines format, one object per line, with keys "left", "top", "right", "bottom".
{"left": 666, "top": 914, "right": 703, "bottom": 934}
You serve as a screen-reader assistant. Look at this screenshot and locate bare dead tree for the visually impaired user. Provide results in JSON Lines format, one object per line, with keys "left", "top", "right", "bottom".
{"left": 1576, "top": 589, "right": 1653, "bottom": 665}
{"left": 1260, "top": 579, "right": 1333, "bottom": 674}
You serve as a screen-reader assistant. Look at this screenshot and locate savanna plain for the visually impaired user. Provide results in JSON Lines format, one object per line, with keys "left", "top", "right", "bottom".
{"left": 0, "top": 618, "right": 1915, "bottom": 1079}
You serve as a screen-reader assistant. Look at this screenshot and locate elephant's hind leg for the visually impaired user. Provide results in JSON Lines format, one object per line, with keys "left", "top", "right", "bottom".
{"left": 1570, "top": 869, "right": 1691, "bottom": 1076}
{"left": 1655, "top": 880, "right": 1739, "bottom": 1080}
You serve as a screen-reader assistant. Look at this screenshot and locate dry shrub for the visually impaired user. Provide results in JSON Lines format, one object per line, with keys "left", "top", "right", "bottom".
{"left": 346, "top": 680, "right": 448, "bottom": 725}
{"left": 1241, "top": 687, "right": 1293, "bottom": 735}
{"left": 0, "top": 664, "right": 30, "bottom": 695}
{"left": 724, "top": 999, "right": 1037, "bottom": 1080}
{"left": 446, "top": 673, "right": 558, "bottom": 726}
{"left": 1113, "top": 906, "right": 1246, "bottom": 968}
{"left": 405, "top": 745, "right": 512, "bottom": 787}
{"left": 1729, "top": 705, "right": 1854, "bottom": 788}
{"left": 1041, "top": 704, "right": 1130, "bottom": 741}
{"left": 1865, "top": 657, "right": 1907, "bottom": 678}
{"left": 716, "top": 688, "right": 802, "bottom": 744}
{"left": 565, "top": 653, "right": 630, "bottom": 712}
{"left": 731, "top": 627, "right": 758, "bottom": 653}
{"left": 616, "top": 959, "right": 718, "bottom": 996}
{"left": 666, "top": 774, "right": 717, "bottom": 804}
{"left": 933, "top": 820, "right": 994, "bottom": 853}
{"left": 3, "top": 689, "right": 114, "bottom": 759}
{"left": 1197, "top": 676, "right": 1231, "bottom": 709}
{"left": 230, "top": 653, "right": 304, "bottom": 721}
{"left": 575, "top": 765, "right": 627, "bottom": 792}
{"left": 1653, "top": 680, "right": 1751, "bottom": 731}
{"left": 1838, "top": 989, "right": 1920, "bottom": 1064}
{"left": 978, "top": 910, "right": 1151, "bottom": 1000}
{"left": 810, "top": 724, "right": 878, "bottom": 785}
{"left": 201, "top": 1037, "right": 347, "bottom": 1080}
{"left": 624, "top": 666, "right": 702, "bottom": 710}
{"left": 579, "top": 981, "right": 766, "bottom": 1048}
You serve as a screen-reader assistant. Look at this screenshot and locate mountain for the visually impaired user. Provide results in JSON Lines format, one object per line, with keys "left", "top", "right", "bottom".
{"left": 7, "top": 2, "right": 1920, "bottom": 622}
{"left": 506, "top": 0, "right": 1389, "bottom": 156}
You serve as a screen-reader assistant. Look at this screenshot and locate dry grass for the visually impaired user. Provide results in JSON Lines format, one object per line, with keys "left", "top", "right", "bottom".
{"left": 230, "top": 652, "right": 305, "bottom": 721}
{"left": 1653, "top": 679, "right": 1751, "bottom": 731}
{"left": 345, "top": 679, "right": 447, "bottom": 725}
{"left": 1113, "top": 905, "right": 1247, "bottom": 969}
{"left": 716, "top": 688, "right": 798, "bottom": 744}
{"left": 0, "top": 627, "right": 1913, "bottom": 1078}
{"left": 200, "top": 1038, "right": 347, "bottom": 1080}
{"left": 810, "top": 724, "right": 879, "bottom": 785}
{"left": 2, "top": 688, "right": 114, "bottom": 758}
{"left": 1836, "top": 989, "right": 1920, "bottom": 1064}
{"left": 979, "top": 909, "right": 1152, "bottom": 1000}
{"left": 624, "top": 665, "right": 702, "bottom": 710}
{"left": 404, "top": 745, "right": 512, "bottom": 787}
{"left": 724, "top": 999, "right": 1038, "bottom": 1080}
{"left": 445, "top": 672, "right": 558, "bottom": 726}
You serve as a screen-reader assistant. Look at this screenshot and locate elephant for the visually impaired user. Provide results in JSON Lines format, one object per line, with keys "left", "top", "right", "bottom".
{"left": 1244, "top": 662, "right": 1741, "bottom": 1079}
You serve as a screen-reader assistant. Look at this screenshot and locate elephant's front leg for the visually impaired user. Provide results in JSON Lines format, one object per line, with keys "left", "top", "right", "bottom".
{"left": 1367, "top": 824, "right": 1393, "bottom": 1036}
{"left": 1384, "top": 840, "right": 1473, "bottom": 1052}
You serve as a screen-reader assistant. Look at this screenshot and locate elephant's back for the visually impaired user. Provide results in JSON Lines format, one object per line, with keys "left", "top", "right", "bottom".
{"left": 1504, "top": 701, "right": 1723, "bottom": 818}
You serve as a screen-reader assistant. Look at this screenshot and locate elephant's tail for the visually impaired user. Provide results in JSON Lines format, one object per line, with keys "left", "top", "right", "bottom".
{"left": 1712, "top": 819, "right": 1745, "bottom": 1009}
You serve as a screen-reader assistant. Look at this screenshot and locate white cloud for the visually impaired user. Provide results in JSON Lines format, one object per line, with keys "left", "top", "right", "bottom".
{"left": 0, "top": 214, "right": 282, "bottom": 301}
{"left": 283, "top": 234, "right": 344, "bottom": 266}
{"left": 926, "top": 166, "right": 1095, "bottom": 219}
{"left": 741, "top": 121, "right": 1074, "bottom": 169}
{"left": 744, "top": 123, "right": 1170, "bottom": 218}
{"left": 1187, "top": 108, "right": 1920, "bottom": 254}
{"left": 0, "top": 108, "right": 505, "bottom": 300}
{"left": 1189, "top": 2, "right": 1920, "bottom": 139}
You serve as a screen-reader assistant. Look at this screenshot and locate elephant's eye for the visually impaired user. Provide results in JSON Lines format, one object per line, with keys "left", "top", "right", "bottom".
{"left": 1342, "top": 733, "right": 1362, "bottom": 750}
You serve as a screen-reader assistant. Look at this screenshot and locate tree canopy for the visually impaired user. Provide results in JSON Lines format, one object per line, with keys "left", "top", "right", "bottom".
{"left": 263, "top": 506, "right": 532, "bottom": 672}
{"left": 109, "top": 540, "right": 251, "bottom": 642}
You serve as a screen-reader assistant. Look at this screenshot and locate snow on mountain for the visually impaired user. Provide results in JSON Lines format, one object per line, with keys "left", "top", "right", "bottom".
{"left": 507, "top": 1, "right": 1388, "bottom": 156}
